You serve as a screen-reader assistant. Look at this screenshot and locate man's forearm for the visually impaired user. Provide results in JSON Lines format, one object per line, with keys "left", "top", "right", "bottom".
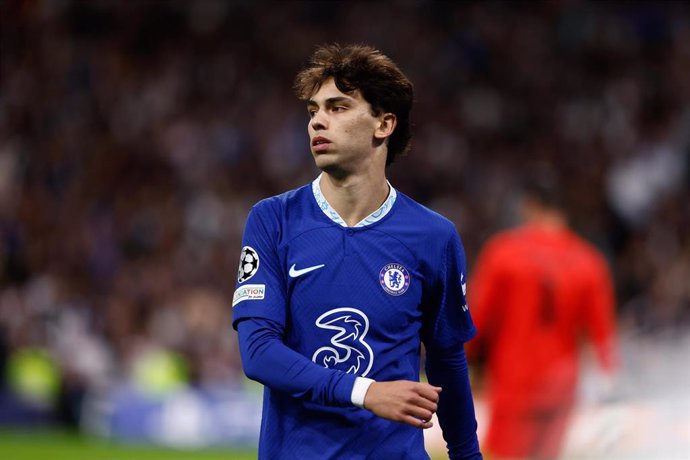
{"left": 239, "top": 317, "right": 446, "bottom": 430}
{"left": 238, "top": 317, "right": 357, "bottom": 406}
{"left": 425, "top": 346, "right": 482, "bottom": 460}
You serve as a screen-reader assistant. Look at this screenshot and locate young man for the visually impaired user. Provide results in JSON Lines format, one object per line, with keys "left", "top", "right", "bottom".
{"left": 232, "top": 44, "right": 482, "bottom": 459}
{"left": 467, "top": 169, "right": 618, "bottom": 459}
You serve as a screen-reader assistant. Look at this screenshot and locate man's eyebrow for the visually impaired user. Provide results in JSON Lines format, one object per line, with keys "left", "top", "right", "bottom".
{"left": 307, "top": 96, "right": 352, "bottom": 106}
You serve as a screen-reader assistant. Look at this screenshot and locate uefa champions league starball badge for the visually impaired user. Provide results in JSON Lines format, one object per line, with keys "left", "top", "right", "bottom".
{"left": 379, "top": 263, "right": 410, "bottom": 296}
{"left": 238, "top": 246, "right": 260, "bottom": 283}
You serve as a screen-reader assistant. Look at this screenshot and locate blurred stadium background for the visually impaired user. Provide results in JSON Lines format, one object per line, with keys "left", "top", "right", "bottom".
{"left": 0, "top": 0, "right": 688, "bottom": 458}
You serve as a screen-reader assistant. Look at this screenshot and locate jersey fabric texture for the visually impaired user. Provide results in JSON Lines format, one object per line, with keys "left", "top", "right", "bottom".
{"left": 233, "top": 178, "right": 480, "bottom": 460}
{"left": 467, "top": 223, "right": 617, "bottom": 458}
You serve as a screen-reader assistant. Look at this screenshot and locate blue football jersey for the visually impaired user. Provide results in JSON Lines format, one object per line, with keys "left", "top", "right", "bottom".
{"left": 233, "top": 177, "right": 477, "bottom": 459}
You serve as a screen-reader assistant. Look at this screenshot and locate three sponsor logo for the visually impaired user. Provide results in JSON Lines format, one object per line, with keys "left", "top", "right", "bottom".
{"left": 312, "top": 307, "right": 374, "bottom": 376}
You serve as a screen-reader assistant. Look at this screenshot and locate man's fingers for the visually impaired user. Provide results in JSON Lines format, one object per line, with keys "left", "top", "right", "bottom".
{"left": 410, "top": 395, "right": 437, "bottom": 413}
{"left": 406, "top": 406, "right": 434, "bottom": 421}
{"left": 419, "top": 419, "right": 433, "bottom": 429}
{"left": 415, "top": 384, "right": 442, "bottom": 403}
{"left": 363, "top": 380, "right": 443, "bottom": 429}
{"left": 401, "top": 414, "right": 433, "bottom": 429}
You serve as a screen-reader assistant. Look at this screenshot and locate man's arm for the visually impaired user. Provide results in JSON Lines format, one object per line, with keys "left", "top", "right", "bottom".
{"left": 238, "top": 317, "right": 356, "bottom": 406}
{"left": 426, "top": 345, "right": 482, "bottom": 460}
{"left": 421, "top": 228, "right": 482, "bottom": 459}
{"left": 238, "top": 316, "right": 442, "bottom": 428}
{"left": 583, "top": 253, "right": 618, "bottom": 372}
{"left": 464, "top": 238, "right": 503, "bottom": 362}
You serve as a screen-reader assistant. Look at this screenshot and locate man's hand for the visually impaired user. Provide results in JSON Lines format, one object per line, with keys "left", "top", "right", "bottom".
{"left": 363, "top": 381, "right": 442, "bottom": 429}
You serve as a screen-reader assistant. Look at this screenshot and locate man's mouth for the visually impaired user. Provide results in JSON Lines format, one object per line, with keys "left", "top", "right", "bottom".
{"left": 312, "top": 137, "right": 332, "bottom": 151}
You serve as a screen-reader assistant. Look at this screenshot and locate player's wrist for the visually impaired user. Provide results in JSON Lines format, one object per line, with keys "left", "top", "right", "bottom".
{"left": 351, "top": 377, "right": 376, "bottom": 408}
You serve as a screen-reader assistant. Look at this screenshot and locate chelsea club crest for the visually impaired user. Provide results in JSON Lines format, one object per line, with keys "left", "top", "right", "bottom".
{"left": 379, "top": 263, "right": 410, "bottom": 296}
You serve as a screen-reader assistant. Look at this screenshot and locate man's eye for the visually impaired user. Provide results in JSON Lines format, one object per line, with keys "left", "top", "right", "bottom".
{"left": 332, "top": 106, "right": 346, "bottom": 112}
{"left": 308, "top": 110, "right": 317, "bottom": 118}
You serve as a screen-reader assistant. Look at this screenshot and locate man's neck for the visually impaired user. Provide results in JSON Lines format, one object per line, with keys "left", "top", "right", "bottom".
{"left": 524, "top": 209, "right": 568, "bottom": 231}
{"left": 319, "top": 171, "right": 390, "bottom": 227}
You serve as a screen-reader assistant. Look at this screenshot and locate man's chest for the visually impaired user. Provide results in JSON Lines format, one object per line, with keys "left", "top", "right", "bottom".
{"left": 280, "top": 228, "right": 428, "bottom": 363}
{"left": 283, "top": 227, "right": 423, "bottom": 309}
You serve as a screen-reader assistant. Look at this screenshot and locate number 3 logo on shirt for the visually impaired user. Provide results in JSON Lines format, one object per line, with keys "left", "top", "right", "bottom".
{"left": 311, "top": 308, "right": 374, "bottom": 377}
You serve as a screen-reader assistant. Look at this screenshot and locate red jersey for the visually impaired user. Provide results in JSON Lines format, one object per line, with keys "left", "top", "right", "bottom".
{"left": 468, "top": 223, "right": 617, "bottom": 411}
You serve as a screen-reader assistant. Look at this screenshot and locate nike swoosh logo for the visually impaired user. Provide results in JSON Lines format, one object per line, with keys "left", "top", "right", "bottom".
{"left": 289, "top": 263, "right": 325, "bottom": 278}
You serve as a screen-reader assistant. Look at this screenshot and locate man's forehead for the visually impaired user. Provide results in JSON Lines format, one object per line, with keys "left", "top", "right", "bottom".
{"left": 308, "top": 78, "right": 362, "bottom": 104}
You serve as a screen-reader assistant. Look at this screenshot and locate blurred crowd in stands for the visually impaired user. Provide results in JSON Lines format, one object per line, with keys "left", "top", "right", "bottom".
{"left": 0, "top": 0, "right": 688, "bottom": 431}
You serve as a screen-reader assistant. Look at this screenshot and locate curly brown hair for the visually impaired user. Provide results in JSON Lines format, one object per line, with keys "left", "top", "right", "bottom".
{"left": 294, "top": 43, "right": 414, "bottom": 166}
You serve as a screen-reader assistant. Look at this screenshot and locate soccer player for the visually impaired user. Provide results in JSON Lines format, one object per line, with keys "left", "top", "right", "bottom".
{"left": 232, "top": 44, "right": 482, "bottom": 459}
{"left": 467, "top": 168, "right": 618, "bottom": 460}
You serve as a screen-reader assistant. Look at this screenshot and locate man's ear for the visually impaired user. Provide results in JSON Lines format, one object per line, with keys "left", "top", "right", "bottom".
{"left": 374, "top": 113, "right": 397, "bottom": 140}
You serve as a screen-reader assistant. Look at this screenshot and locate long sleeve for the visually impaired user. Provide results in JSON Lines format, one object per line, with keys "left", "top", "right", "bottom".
{"left": 237, "top": 316, "right": 358, "bottom": 407}
{"left": 426, "top": 346, "right": 482, "bottom": 460}
{"left": 465, "top": 238, "right": 504, "bottom": 362}
{"left": 422, "top": 228, "right": 482, "bottom": 459}
{"left": 583, "top": 253, "right": 618, "bottom": 372}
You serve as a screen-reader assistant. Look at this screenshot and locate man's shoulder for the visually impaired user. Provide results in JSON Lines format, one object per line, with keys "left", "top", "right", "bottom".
{"left": 475, "top": 227, "right": 534, "bottom": 262}
{"left": 561, "top": 230, "right": 610, "bottom": 270}
{"left": 246, "top": 182, "right": 325, "bottom": 246}
{"left": 484, "top": 225, "right": 608, "bottom": 265}
{"left": 393, "top": 191, "right": 457, "bottom": 237}
{"left": 250, "top": 183, "right": 313, "bottom": 215}
{"left": 488, "top": 227, "right": 527, "bottom": 246}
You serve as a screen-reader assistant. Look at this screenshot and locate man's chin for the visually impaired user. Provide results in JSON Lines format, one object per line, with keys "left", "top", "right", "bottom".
{"left": 313, "top": 155, "right": 336, "bottom": 170}
{"left": 314, "top": 158, "right": 348, "bottom": 179}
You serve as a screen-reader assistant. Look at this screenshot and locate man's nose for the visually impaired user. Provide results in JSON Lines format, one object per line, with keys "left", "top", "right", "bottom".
{"left": 310, "top": 111, "right": 327, "bottom": 130}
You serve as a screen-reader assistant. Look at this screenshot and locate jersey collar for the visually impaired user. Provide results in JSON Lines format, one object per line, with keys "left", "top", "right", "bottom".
{"left": 311, "top": 174, "right": 397, "bottom": 228}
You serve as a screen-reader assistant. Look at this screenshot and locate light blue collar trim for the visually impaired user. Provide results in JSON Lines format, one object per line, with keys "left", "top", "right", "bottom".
{"left": 311, "top": 174, "right": 397, "bottom": 228}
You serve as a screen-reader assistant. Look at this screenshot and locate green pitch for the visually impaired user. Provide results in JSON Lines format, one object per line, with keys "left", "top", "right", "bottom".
{"left": 0, "top": 430, "right": 257, "bottom": 460}
{"left": 0, "top": 430, "right": 449, "bottom": 460}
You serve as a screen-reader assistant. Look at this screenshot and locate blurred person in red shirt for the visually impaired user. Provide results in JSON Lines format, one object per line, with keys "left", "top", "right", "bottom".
{"left": 467, "top": 167, "right": 618, "bottom": 460}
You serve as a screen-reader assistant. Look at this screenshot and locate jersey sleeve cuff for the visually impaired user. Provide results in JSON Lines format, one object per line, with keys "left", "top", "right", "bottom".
{"left": 351, "top": 377, "right": 375, "bottom": 408}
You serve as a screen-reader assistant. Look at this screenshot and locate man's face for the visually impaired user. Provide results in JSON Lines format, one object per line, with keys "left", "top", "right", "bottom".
{"left": 306, "top": 78, "right": 382, "bottom": 175}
